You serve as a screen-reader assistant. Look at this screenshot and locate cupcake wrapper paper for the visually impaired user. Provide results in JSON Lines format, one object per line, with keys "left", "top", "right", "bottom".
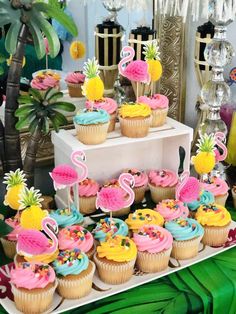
{"left": 119, "top": 116, "right": 151, "bottom": 138}
{"left": 149, "top": 184, "right": 176, "bottom": 203}
{"left": 202, "top": 224, "right": 230, "bottom": 247}
{"left": 133, "top": 185, "right": 146, "bottom": 204}
{"left": 171, "top": 236, "right": 202, "bottom": 260}
{"left": 80, "top": 195, "right": 97, "bottom": 215}
{"left": 75, "top": 122, "right": 109, "bottom": 145}
{"left": 67, "top": 82, "right": 83, "bottom": 98}
{"left": 0, "top": 238, "right": 16, "bottom": 259}
{"left": 136, "top": 247, "right": 172, "bottom": 272}
{"left": 151, "top": 108, "right": 168, "bottom": 127}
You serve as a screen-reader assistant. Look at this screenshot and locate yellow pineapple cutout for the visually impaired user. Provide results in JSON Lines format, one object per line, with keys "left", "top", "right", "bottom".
{"left": 192, "top": 134, "right": 216, "bottom": 175}
{"left": 82, "top": 57, "right": 104, "bottom": 101}
{"left": 143, "top": 40, "right": 162, "bottom": 82}
{"left": 3, "top": 169, "right": 26, "bottom": 210}
{"left": 19, "top": 187, "right": 48, "bottom": 231}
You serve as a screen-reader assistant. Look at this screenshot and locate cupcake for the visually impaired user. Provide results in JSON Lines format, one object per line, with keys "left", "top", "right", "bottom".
{"left": 1, "top": 217, "right": 22, "bottom": 259}
{"left": 73, "top": 108, "right": 110, "bottom": 145}
{"left": 50, "top": 204, "right": 84, "bottom": 228}
{"left": 155, "top": 199, "right": 189, "bottom": 221}
{"left": 11, "top": 262, "right": 57, "bottom": 314}
{"left": 232, "top": 185, "right": 236, "bottom": 209}
{"left": 148, "top": 169, "right": 178, "bottom": 203}
{"left": 138, "top": 94, "right": 169, "bottom": 127}
{"left": 200, "top": 176, "right": 229, "bottom": 206}
{"left": 119, "top": 102, "right": 151, "bottom": 138}
{"left": 195, "top": 203, "right": 231, "bottom": 247}
{"left": 187, "top": 190, "right": 215, "bottom": 216}
{"left": 53, "top": 249, "right": 95, "bottom": 299}
{"left": 165, "top": 218, "right": 204, "bottom": 260}
{"left": 125, "top": 209, "right": 164, "bottom": 234}
{"left": 58, "top": 225, "right": 95, "bottom": 259}
{"left": 86, "top": 97, "right": 118, "bottom": 132}
{"left": 65, "top": 71, "right": 85, "bottom": 97}
{"left": 133, "top": 225, "right": 173, "bottom": 272}
{"left": 124, "top": 168, "right": 148, "bottom": 203}
{"left": 31, "top": 70, "right": 60, "bottom": 94}
{"left": 92, "top": 217, "right": 129, "bottom": 242}
{"left": 93, "top": 235, "right": 137, "bottom": 284}
{"left": 73, "top": 178, "right": 99, "bottom": 215}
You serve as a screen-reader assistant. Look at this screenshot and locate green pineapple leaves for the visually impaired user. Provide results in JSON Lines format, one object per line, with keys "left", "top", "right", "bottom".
{"left": 15, "top": 88, "right": 76, "bottom": 134}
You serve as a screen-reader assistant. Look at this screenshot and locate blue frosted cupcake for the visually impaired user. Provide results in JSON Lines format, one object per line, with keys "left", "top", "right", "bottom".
{"left": 50, "top": 204, "right": 84, "bottom": 228}
{"left": 165, "top": 218, "right": 204, "bottom": 260}
{"left": 73, "top": 108, "right": 110, "bottom": 144}
{"left": 187, "top": 190, "right": 215, "bottom": 215}
{"left": 53, "top": 249, "right": 95, "bottom": 299}
{"left": 92, "top": 217, "right": 129, "bottom": 242}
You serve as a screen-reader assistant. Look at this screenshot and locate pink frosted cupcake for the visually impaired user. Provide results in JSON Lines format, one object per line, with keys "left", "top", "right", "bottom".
{"left": 86, "top": 97, "right": 118, "bottom": 132}
{"left": 148, "top": 169, "right": 178, "bottom": 203}
{"left": 133, "top": 225, "right": 173, "bottom": 272}
{"left": 58, "top": 225, "right": 95, "bottom": 259}
{"left": 200, "top": 176, "right": 229, "bottom": 206}
{"left": 155, "top": 199, "right": 189, "bottom": 221}
{"left": 10, "top": 262, "right": 57, "bottom": 314}
{"left": 31, "top": 71, "right": 60, "bottom": 94}
{"left": 65, "top": 71, "right": 85, "bottom": 97}
{"left": 123, "top": 168, "right": 148, "bottom": 203}
{"left": 73, "top": 178, "right": 99, "bottom": 214}
{"left": 1, "top": 217, "right": 23, "bottom": 259}
{"left": 138, "top": 94, "right": 169, "bottom": 127}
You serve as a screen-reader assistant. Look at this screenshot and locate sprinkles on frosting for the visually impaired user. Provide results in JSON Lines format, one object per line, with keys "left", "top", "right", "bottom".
{"left": 20, "top": 262, "right": 51, "bottom": 279}
{"left": 131, "top": 212, "right": 153, "bottom": 221}
{"left": 162, "top": 200, "right": 180, "bottom": 211}
{"left": 93, "top": 217, "right": 119, "bottom": 233}
{"left": 201, "top": 204, "right": 220, "bottom": 212}
{"left": 56, "top": 249, "right": 84, "bottom": 266}
{"left": 138, "top": 226, "right": 164, "bottom": 240}
{"left": 64, "top": 226, "right": 88, "bottom": 241}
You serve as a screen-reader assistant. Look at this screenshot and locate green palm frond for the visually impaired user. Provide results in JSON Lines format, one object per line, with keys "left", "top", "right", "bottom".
{"left": 3, "top": 169, "right": 26, "bottom": 188}
{"left": 19, "top": 186, "right": 43, "bottom": 209}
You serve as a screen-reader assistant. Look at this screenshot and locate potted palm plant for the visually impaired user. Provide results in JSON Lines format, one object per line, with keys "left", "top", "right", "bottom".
{"left": 0, "top": 0, "right": 78, "bottom": 179}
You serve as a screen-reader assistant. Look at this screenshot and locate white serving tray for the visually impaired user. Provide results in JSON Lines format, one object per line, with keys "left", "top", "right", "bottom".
{"left": 1, "top": 220, "right": 236, "bottom": 314}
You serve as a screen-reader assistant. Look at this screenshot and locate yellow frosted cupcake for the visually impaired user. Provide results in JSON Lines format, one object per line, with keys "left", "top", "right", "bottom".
{"left": 93, "top": 235, "right": 137, "bottom": 284}
{"left": 125, "top": 209, "right": 164, "bottom": 234}
{"left": 195, "top": 203, "right": 231, "bottom": 246}
{"left": 119, "top": 102, "right": 151, "bottom": 138}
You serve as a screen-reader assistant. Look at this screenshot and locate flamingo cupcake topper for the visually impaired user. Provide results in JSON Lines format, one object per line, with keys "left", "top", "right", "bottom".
{"left": 175, "top": 170, "right": 200, "bottom": 203}
{"left": 96, "top": 173, "right": 135, "bottom": 220}
{"left": 214, "top": 132, "right": 228, "bottom": 162}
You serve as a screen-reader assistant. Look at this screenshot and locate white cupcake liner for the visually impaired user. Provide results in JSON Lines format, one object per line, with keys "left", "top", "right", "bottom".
{"left": 75, "top": 122, "right": 109, "bottom": 145}
{"left": 108, "top": 112, "right": 117, "bottom": 132}
{"left": 1, "top": 237, "right": 16, "bottom": 259}
{"left": 171, "top": 236, "right": 202, "bottom": 260}
{"left": 119, "top": 116, "right": 151, "bottom": 138}
{"left": 136, "top": 247, "right": 171, "bottom": 272}
{"left": 133, "top": 186, "right": 146, "bottom": 204}
{"left": 111, "top": 206, "right": 130, "bottom": 217}
{"left": 151, "top": 108, "right": 168, "bottom": 127}
{"left": 80, "top": 196, "right": 97, "bottom": 214}
{"left": 148, "top": 183, "right": 176, "bottom": 203}
{"left": 202, "top": 224, "right": 230, "bottom": 247}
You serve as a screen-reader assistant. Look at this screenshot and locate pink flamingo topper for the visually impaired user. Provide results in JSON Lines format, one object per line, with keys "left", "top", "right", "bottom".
{"left": 118, "top": 46, "right": 150, "bottom": 84}
{"left": 214, "top": 132, "right": 228, "bottom": 162}
{"left": 96, "top": 173, "right": 135, "bottom": 213}
{"left": 49, "top": 164, "right": 78, "bottom": 191}
{"left": 176, "top": 171, "right": 200, "bottom": 203}
{"left": 16, "top": 217, "right": 58, "bottom": 257}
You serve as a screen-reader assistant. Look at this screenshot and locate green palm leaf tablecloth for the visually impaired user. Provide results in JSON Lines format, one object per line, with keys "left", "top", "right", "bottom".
{"left": 0, "top": 208, "right": 236, "bottom": 314}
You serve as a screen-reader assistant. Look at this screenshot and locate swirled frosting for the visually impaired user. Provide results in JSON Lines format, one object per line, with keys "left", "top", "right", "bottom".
{"left": 187, "top": 190, "right": 215, "bottom": 212}
{"left": 138, "top": 94, "right": 169, "bottom": 110}
{"left": 66, "top": 71, "right": 85, "bottom": 84}
{"left": 86, "top": 97, "right": 118, "bottom": 115}
{"left": 165, "top": 218, "right": 204, "bottom": 241}
{"left": 73, "top": 108, "right": 110, "bottom": 125}
{"left": 133, "top": 225, "right": 173, "bottom": 253}
{"left": 31, "top": 71, "right": 60, "bottom": 90}
{"left": 11, "top": 262, "right": 56, "bottom": 290}
{"left": 5, "top": 217, "right": 22, "bottom": 241}
{"left": 119, "top": 103, "right": 151, "bottom": 118}
{"left": 53, "top": 249, "right": 89, "bottom": 276}
{"left": 148, "top": 169, "right": 178, "bottom": 187}
{"left": 124, "top": 168, "right": 148, "bottom": 188}
{"left": 92, "top": 217, "right": 128, "bottom": 242}
{"left": 79, "top": 178, "right": 99, "bottom": 197}
{"left": 200, "top": 176, "right": 229, "bottom": 196}
{"left": 195, "top": 203, "right": 231, "bottom": 227}
{"left": 125, "top": 209, "right": 164, "bottom": 232}
{"left": 50, "top": 205, "right": 84, "bottom": 228}
{"left": 155, "top": 199, "right": 189, "bottom": 221}
{"left": 97, "top": 235, "right": 137, "bottom": 262}
{"left": 24, "top": 250, "right": 59, "bottom": 264}
{"left": 58, "top": 225, "right": 93, "bottom": 252}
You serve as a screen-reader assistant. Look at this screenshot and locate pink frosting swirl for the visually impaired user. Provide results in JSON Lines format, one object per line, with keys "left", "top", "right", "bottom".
{"left": 124, "top": 168, "right": 148, "bottom": 188}
{"left": 155, "top": 199, "right": 189, "bottom": 221}
{"left": 138, "top": 94, "right": 169, "bottom": 110}
{"left": 133, "top": 225, "right": 173, "bottom": 253}
{"left": 58, "top": 225, "right": 94, "bottom": 252}
{"left": 31, "top": 72, "right": 60, "bottom": 90}
{"left": 66, "top": 72, "right": 85, "bottom": 84}
{"left": 5, "top": 217, "right": 23, "bottom": 241}
{"left": 78, "top": 178, "right": 99, "bottom": 197}
{"left": 200, "top": 176, "right": 229, "bottom": 196}
{"left": 11, "top": 262, "right": 56, "bottom": 289}
{"left": 86, "top": 97, "right": 118, "bottom": 115}
{"left": 148, "top": 169, "right": 178, "bottom": 187}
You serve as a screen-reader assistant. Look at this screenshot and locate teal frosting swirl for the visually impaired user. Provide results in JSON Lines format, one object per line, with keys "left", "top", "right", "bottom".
{"left": 73, "top": 109, "right": 110, "bottom": 125}
{"left": 53, "top": 250, "right": 89, "bottom": 276}
{"left": 50, "top": 204, "right": 84, "bottom": 228}
{"left": 187, "top": 190, "right": 215, "bottom": 212}
{"left": 93, "top": 218, "right": 129, "bottom": 242}
{"left": 165, "top": 218, "right": 204, "bottom": 241}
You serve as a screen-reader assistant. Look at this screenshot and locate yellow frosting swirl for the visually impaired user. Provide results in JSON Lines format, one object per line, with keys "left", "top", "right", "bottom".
{"left": 119, "top": 103, "right": 151, "bottom": 118}
{"left": 195, "top": 204, "right": 231, "bottom": 227}
{"left": 97, "top": 235, "right": 137, "bottom": 262}
{"left": 24, "top": 249, "right": 59, "bottom": 264}
{"left": 125, "top": 209, "right": 164, "bottom": 232}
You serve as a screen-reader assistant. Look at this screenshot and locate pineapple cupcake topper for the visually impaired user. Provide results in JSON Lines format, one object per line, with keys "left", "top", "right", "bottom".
{"left": 19, "top": 187, "right": 43, "bottom": 210}
{"left": 82, "top": 57, "right": 104, "bottom": 102}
